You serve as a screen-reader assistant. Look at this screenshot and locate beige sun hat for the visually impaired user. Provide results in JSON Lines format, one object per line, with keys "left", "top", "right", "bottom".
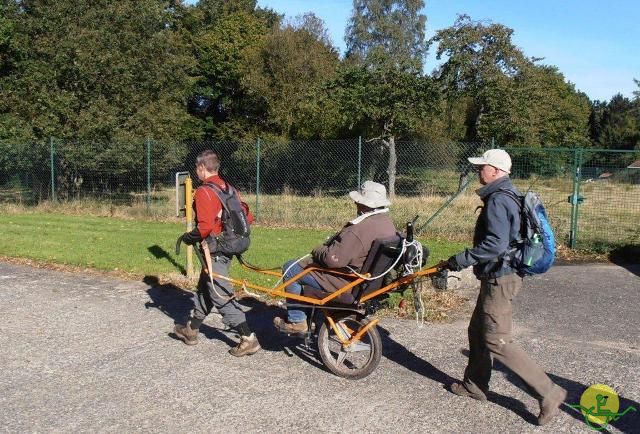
{"left": 349, "top": 181, "right": 391, "bottom": 208}
{"left": 468, "top": 149, "right": 512, "bottom": 174}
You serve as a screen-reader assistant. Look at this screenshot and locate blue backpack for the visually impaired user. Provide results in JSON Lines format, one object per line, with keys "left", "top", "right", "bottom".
{"left": 501, "top": 190, "right": 556, "bottom": 275}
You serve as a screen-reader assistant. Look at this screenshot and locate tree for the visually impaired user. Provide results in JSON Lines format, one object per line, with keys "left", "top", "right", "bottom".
{"left": 0, "top": 0, "right": 196, "bottom": 143}
{"left": 429, "top": 15, "right": 531, "bottom": 143}
{"left": 597, "top": 94, "right": 639, "bottom": 150}
{"left": 185, "top": 1, "right": 279, "bottom": 139}
{"left": 241, "top": 13, "right": 340, "bottom": 138}
{"left": 479, "top": 65, "right": 591, "bottom": 147}
{"left": 343, "top": 0, "right": 435, "bottom": 197}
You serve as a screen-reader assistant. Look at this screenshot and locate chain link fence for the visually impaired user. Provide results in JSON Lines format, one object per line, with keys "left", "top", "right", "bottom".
{"left": 1, "top": 138, "right": 638, "bottom": 250}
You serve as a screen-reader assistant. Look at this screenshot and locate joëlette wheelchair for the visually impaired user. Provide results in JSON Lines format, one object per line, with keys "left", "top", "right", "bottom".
{"left": 184, "top": 222, "right": 445, "bottom": 380}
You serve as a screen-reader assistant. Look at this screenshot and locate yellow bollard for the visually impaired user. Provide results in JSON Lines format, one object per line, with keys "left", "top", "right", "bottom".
{"left": 185, "top": 176, "right": 194, "bottom": 278}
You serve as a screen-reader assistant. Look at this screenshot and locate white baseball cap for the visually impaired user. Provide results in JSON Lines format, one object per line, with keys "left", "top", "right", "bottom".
{"left": 468, "top": 149, "right": 512, "bottom": 174}
{"left": 349, "top": 181, "right": 391, "bottom": 208}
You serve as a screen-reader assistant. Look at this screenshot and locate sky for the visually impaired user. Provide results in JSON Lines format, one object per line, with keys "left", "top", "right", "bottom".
{"left": 186, "top": 0, "right": 640, "bottom": 102}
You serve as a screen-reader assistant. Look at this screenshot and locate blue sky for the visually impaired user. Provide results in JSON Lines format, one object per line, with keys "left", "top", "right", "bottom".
{"left": 186, "top": 0, "right": 639, "bottom": 102}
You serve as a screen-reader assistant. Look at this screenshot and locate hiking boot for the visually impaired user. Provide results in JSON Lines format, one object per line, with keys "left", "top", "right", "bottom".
{"left": 538, "top": 385, "right": 567, "bottom": 426}
{"left": 273, "top": 317, "right": 308, "bottom": 334}
{"left": 450, "top": 382, "right": 488, "bottom": 401}
{"left": 229, "top": 333, "right": 261, "bottom": 357}
{"left": 174, "top": 319, "right": 200, "bottom": 345}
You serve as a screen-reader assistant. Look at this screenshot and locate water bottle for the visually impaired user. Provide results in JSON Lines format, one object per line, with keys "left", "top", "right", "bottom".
{"left": 524, "top": 233, "right": 542, "bottom": 267}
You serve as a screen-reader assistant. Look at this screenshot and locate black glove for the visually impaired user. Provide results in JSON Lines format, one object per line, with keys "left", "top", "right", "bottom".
{"left": 181, "top": 229, "right": 203, "bottom": 246}
{"left": 446, "top": 255, "right": 462, "bottom": 272}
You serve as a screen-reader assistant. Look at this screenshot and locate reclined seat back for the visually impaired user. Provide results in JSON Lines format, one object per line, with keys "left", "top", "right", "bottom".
{"left": 351, "top": 234, "right": 404, "bottom": 302}
{"left": 301, "top": 234, "right": 404, "bottom": 305}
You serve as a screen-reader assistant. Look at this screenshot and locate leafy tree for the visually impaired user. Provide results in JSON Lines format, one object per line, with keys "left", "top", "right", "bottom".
{"left": 429, "top": 15, "right": 531, "bottom": 143}
{"left": 0, "top": 0, "right": 196, "bottom": 144}
{"left": 343, "top": 0, "right": 436, "bottom": 197}
{"left": 241, "top": 13, "right": 340, "bottom": 138}
{"left": 480, "top": 65, "right": 591, "bottom": 147}
{"left": 597, "top": 94, "right": 639, "bottom": 150}
{"left": 185, "top": 2, "right": 279, "bottom": 140}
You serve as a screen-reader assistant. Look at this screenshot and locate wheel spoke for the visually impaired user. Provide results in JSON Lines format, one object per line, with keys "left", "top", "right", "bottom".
{"left": 335, "top": 350, "right": 348, "bottom": 366}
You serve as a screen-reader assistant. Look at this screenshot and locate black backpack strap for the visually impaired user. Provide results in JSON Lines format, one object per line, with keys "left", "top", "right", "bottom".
{"left": 204, "top": 181, "right": 236, "bottom": 212}
{"left": 497, "top": 188, "right": 523, "bottom": 208}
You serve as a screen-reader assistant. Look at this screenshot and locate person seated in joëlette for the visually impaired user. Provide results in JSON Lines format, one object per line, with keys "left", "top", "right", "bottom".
{"left": 273, "top": 181, "right": 397, "bottom": 333}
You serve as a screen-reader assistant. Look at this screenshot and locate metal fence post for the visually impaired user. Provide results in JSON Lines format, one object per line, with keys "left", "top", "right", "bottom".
{"left": 146, "top": 138, "right": 151, "bottom": 211}
{"left": 49, "top": 137, "right": 56, "bottom": 202}
{"left": 569, "top": 148, "right": 583, "bottom": 248}
{"left": 357, "top": 136, "right": 362, "bottom": 188}
{"left": 255, "top": 138, "right": 261, "bottom": 220}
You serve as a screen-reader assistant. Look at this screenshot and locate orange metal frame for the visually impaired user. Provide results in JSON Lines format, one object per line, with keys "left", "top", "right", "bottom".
{"left": 206, "top": 262, "right": 441, "bottom": 307}
{"left": 204, "top": 261, "right": 440, "bottom": 346}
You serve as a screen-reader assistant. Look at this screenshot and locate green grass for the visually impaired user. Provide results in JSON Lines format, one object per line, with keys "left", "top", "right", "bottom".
{"left": 0, "top": 212, "right": 466, "bottom": 289}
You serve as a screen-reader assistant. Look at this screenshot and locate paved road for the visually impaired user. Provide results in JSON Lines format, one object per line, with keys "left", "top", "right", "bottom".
{"left": 0, "top": 261, "right": 638, "bottom": 433}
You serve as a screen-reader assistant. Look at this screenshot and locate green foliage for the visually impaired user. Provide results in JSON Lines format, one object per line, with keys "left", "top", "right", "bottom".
{"left": 346, "top": 0, "right": 427, "bottom": 73}
{"left": 0, "top": 0, "right": 196, "bottom": 144}
{"left": 242, "top": 13, "right": 340, "bottom": 138}
{"left": 593, "top": 94, "right": 640, "bottom": 150}
{"left": 430, "top": 15, "right": 592, "bottom": 149}
{"left": 0, "top": 211, "right": 465, "bottom": 287}
{"left": 0, "top": 0, "right": 629, "bottom": 189}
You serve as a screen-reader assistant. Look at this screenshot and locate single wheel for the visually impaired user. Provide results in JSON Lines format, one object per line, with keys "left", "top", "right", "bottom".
{"left": 317, "top": 314, "right": 382, "bottom": 380}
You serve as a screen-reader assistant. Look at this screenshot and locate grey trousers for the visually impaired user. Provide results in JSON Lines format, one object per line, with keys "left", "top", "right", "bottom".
{"left": 463, "top": 273, "right": 555, "bottom": 400}
{"left": 192, "top": 255, "right": 246, "bottom": 329}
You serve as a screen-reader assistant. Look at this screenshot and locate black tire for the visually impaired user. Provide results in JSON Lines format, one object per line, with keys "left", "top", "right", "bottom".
{"left": 317, "top": 314, "right": 382, "bottom": 380}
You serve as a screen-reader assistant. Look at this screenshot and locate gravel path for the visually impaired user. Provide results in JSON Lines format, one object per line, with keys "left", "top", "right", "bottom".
{"left": 0, "top": 261, "right": 638, "bottom": 433}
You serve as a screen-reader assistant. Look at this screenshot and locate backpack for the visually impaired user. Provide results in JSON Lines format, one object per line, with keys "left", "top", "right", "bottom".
{"left": 204, "top": 182, "right": 251, "bottom": 256}
{"left": 501, "top": 190, "right": 556, "bottom": 275}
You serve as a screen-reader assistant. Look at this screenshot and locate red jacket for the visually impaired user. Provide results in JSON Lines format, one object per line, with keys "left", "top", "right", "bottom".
{"left": 194, "top": 175, "right": 254, "bottom": 238}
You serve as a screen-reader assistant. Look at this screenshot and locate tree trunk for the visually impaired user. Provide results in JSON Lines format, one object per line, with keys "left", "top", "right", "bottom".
{"left": 386, "top": 136, "right": 397, "bottom": 199}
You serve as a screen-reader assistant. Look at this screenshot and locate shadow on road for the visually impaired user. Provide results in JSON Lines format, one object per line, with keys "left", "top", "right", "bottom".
{"left": 142, "top": 275, "right": 302, "bottom": 354}
{"left": 379, "top": 328, "right": 539, "bottom": 424}
{"left": 378, "top": 325, "right": 456, "bottom": 386}
{"left": 491, "top": 354, "right": 639, "bottom": 432}
{"left": 608, "top": 245, "right": 640, "bottom": 277}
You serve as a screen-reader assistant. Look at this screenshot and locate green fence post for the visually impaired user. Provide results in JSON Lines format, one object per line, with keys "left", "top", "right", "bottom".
{"left": 146, "top": 138, "right": 151, "bottom": 211}
{"left": 357, "top": 136, "right": 362, "bottom": 188}
{"left": 569, "top": 148, "right": 583, "bottom": 249}
{"left": 255, "top": 138, "right": 261, "bottom": 220}
{"left": 49, "top": 137, "right": 56, "bottom": 202}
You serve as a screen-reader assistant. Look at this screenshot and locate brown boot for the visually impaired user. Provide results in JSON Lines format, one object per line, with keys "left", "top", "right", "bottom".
{"left": 229, "top": 333, "right": 261, "bottom": 357}
{"left": 273, "top": 317, "right": 308, "bottom": 334}
{"left": 450, "top": 382, "right": 488, "bottom": 401}
{"left": 538, "top": 385, "right": 567, "bottom": 426}
{"left": 174, "top": 319, "right": 200, "bottom": 345}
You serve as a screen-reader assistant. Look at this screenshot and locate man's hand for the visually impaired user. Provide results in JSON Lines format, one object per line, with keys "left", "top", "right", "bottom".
{"left": 445, "top": 255, "right": 462, "bottom": 272}
{"left": 181, "top": 229, "right": 203, "bottom": 246}
{"left": 435, "top": 259, "right": 449, "bottom": 270}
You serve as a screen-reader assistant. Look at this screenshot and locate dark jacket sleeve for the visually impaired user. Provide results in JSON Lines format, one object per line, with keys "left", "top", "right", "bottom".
{"left": 454, "top": 195, "right": 513, "bottom": 268}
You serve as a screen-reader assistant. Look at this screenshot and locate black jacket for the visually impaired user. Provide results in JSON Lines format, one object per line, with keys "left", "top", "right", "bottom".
{"left": 454, "top": 176, "right": 521, "bottom": 279}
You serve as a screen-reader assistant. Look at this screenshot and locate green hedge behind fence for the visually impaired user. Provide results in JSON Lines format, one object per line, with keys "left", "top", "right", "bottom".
{"left": 1, "top": 139, "right": 638, "bottom": 251}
